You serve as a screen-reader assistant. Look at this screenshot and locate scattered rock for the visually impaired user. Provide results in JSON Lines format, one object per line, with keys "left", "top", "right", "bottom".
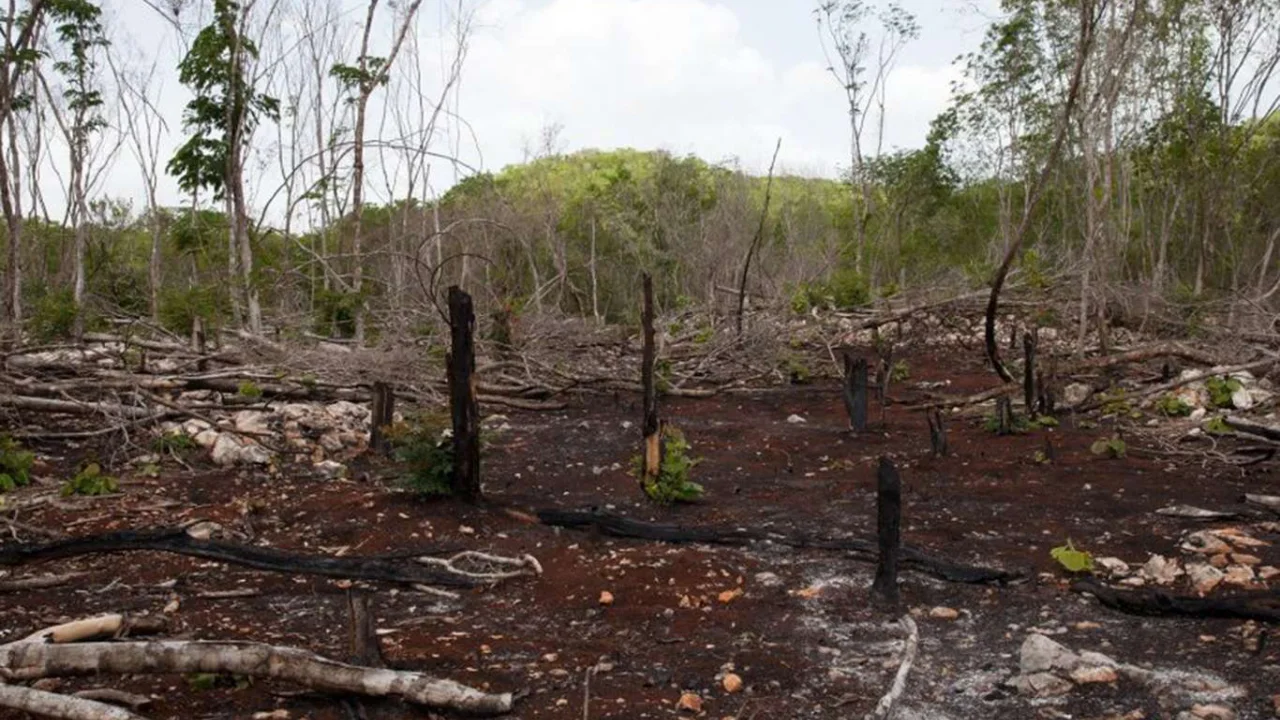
{"left": 1210, "top": 554, "right": 1231, "bottom": 569}
{"left": 1187, "top": 563, "right": 1225, "bottom": 596}
{"left": 1259, "top": 566, "right": 1280, "bottom": 581}
{"left": 1185, "top": 704, "right": 1236, "bottom": 720}
{"left": 676, "top": 691, "right": 702, "bottom": 713}
{"left": 1011, "top": 672, "right": 1073, "bottom": 697}
{"left": 753, "top": 572, "right": 782, "bottom": 587}
{"left": 1231, "top": 389, "right": 1254, "bottom": 410}
{"left": 1073, "top": 621, "right": 1102, "bottom": 631}
{"left": 599, "top": 591, "right": 615, "bottom": 606}
{"left": 722, "top": 673, "right": 743, "bottom": 693}
{"left": 786, "top": 414, "right": 806, "bottom": 424}
{"left": 1221, "top": 565, "right": 1255, "bottom": 586}
{"left": 1183, "top": 531, "right": 1233, "bottom": 555}
{"left": 1230, "top": 553, "right": 1261, "bottom": 566}
{"left": 1070, "top": 665, "right": 1118, "bottom": 685}
{"left": 1096, "top": 557, "right": 1131, "bottom": 576}
{"left": 314, "top": 460, "right": 346, "bottom": 479}
{"left": 234, "top": 410, "right": 272, "bottom": 435}
{"left": 929, "top": 606, "right": 960, "bottom": 621}
{"left": 717, "top": 588, "right": 742, "bottom": 604}
{"left": 1141, "top": 554, "right": 1183, "bottom": 585}
{"left": 1064, "top": 383, "right": 1092, "bottom": 407}
{"left": 1020, "top": 634, "right": 1079, "bottom": 674}
{"left": 1190, "top": 407, "right": 1208, "bottom": 422}
{"left": 252, "top": 711, "right": 290, "bottom": 720}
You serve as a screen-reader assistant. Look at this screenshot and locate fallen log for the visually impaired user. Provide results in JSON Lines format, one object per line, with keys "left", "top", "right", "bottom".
{"left": 1225, "top": 416, "right": 1280, "bottom": 442}
{"left": 0, "top": 528, "right": 480, "bottom": 588}
{"left": 0, "top": 683, "right": 145, "bottom": 720}
{"left": 1071, "top": 578, "right": 1280, "bottom": 622}
{"left": 534, "top": 508, "right": 1020, "bottom": 584}
{"left": 14, "top": 613, "right": 168, "bottom": 645}
{"left": 0, "top": 640, "right": 513, "bottom": 715}
{"left": 0, "top": 394, "right": 158, "bottom": 420}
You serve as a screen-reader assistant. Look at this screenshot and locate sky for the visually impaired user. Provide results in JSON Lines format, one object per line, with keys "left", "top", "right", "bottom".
{"left": 44, "top": 0, "right": 1003, "bottom": 220}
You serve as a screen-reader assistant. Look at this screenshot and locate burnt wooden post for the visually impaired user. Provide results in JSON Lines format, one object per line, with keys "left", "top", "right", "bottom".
{"left": 447, "top": 286, "right": 481, "bottom": 501}
{"left": 369, "top": 381, "right": 395, "bottom": 456}
{"left": 843, "top": 355, "right": 868, "bottom": 432}
{"left": 928, "top": 409, "right": 948, "bottom": 457}
{"left": 640, "top": 274, "right": 661, "bottom": 485}
{"left": 346, "top": 589, "right": 384, "bottom": 668}
{"left": 996, "top": 395, "right": 1014, "bottom": 435}
{"left": 1023, "top": 332, "right": 1037, "bottom": 414}
{"left": 871, "top": 457, "right": 902, "bottom": 606}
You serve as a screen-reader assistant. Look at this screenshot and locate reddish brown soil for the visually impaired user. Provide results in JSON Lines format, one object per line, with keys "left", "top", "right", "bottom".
{"left": 3, "top": 349, "right": 1279, "bottom": 719}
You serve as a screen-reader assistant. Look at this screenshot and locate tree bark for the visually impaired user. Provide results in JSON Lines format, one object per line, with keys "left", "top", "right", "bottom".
{"left": 736, "top": 138, "right": 781, "bottom": 337}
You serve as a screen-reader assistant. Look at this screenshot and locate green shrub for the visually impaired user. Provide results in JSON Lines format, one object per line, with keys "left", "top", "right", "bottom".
{"left": 26, "top": 288, "right": 81, "bottom": 341}
{"left": 1205, "top": 376, "right": 1242, "bottom": 408}
{"left": 154, "top": 432, "right": 198, "bottom": 454}
{"left": 788, "top": 283, "right": 821, "bottom": 315}
{"left": 1204, "top": 415, "right": 1232, "bottom": 435}
{"left": 61, "top": 462, "right": 119, "bottom": 497}
{"left": 387, "top": 412, "right": 455, "bottom": 497}
{"left": 0, "top": 435, "right": 35, "bottom": 493}
{"left": 1154, "top": 394, "right": 1193, "bottom": 417}
{"left": 158, "top": 285, "right": 226, "bottom": 335}
{"left": 827, "top": 267, "right": 871, "bottom": 310}
{"left": 890, "top": 360, "right": 911, "bottom": 383}
{"left": 313, "top": 287, "right": 360, "bottom": 338}
{"left": 631, "top": 425, "right": 703, "bottom": 505}
{"left": 1090, "top": 435, "right": 1127, "bottom": 458}
{"left": 237, "top": 381, "right": 263, "bottom": 399}
{"left": 784, "top": 354, "right": 812, "bottom": 384}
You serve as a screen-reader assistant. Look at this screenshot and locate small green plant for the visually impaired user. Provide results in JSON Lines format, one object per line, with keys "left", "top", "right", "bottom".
{"left": 890, "top": 360, "right": 911, "bottom": 383}
{"left": 784, "top": 354, "right": 812, "bottom": 384}
{"left": 1154, "top": 394, "right": 1193, "bottom": 417}
{"left": 1050, "top": 539, "right": 1095, "bottom": 573}
{"left": 237, "top": 380, "right": 263, "bottom": 399}
{"left": 386, "top": 412, "right": 455, "bottom": 497}
{"left": 61, "top": 463, "right": 119, "bottom": 497}
{"left": 1090, "top": 435, "right": 1127, "bottom": 458}
{"left": 0, "top": 435, "right": 35, "bottom": 493}
{"left": 26, "top": 288, "right": 83, "bottom": 341}
{"left": 1031, "top": 415, "right": 1059, "bottom": 428}
{"left": 1204, "top": 415, "right": 1232, "bottom": 435}
{"left": 692, "top": 325, "right": 715, "bottom": 344}
{"left": 1205, "top": 376, "right": 1243, "bottom": 408}
{"left": 1099, "top": 388, "right": 1134, "bottom": 418}
{"left": 827, "top": 267, "right": 871, "bottom": 309}
{"left": 187, "top": 673, "right": 252, "bottom": 691}
{"left": 154, "top": 432, "right": 198, "bottom": 454}
{"left": 632, "top": 425, "right": 703, "bottom": 505}
{"left": 655, "top": 358, "right": 674, "bottom": 393}
{"left": 1033, "top": 449, "right": 1052, "bottom": 465}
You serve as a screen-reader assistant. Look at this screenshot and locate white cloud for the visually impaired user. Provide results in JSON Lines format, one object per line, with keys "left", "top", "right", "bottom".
{"left": 458, "top": 0, "right": 960, "bottom": 178}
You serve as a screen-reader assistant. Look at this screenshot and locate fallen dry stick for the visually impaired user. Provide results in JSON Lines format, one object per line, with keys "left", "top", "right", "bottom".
{"left": 865, "top": 615, "right": 919, "bottom": 720}
{"left": 0, "top": 683, "right": 146, "bottom": 720}
{"left": 1072, "top": 578, "right": 1280, "bottom": 622}
{"left": 0, "top": 640, "right": 513, "bottom": 715}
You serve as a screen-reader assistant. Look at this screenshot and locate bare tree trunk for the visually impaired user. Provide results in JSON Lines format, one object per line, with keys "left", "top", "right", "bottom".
{"left": 985, "top": 0, "right": 1101, "bottom": 382}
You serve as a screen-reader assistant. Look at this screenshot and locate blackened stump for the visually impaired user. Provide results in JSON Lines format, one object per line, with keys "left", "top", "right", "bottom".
{"left": 843, "top": 355, "right": 868, "bottom": 432}
{"left": 447, "top": 286, "right": 481, "bottom": 501}
{"left": 640, "top": 274, "right": 661, "bottom": 485}
{"left": 871, "top": 457, "right": 902, "bottom": 606}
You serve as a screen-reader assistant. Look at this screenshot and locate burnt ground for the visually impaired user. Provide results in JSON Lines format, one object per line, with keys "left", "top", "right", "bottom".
{"left": 2, "top": 348, "right": 1279, "bottom": 720}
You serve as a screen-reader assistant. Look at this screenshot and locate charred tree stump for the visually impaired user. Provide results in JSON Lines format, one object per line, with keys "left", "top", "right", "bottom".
{"left": 871, "top": 458, "right": 902, "bottom": 607}
{"left": 347, "top": 589, "right": 384, "bottom": 668}
{"left": 1023, "top": 332, "right": 1037, "bottom": 414}
{"left": 927, "top": 409, "right": 947, "bottom": 457}
{"left": 447, "top": 286, "right": 481, "bottom": 502}
{"left": 996, "top": 396, "right": 1015, "bottom": 435}
{"left": 843, "top": 355, "right": 869, "bottom": 432}
{"left": 640, "top": 274, "right": 661, "bottom": 486}
{"left": 369, "top": 382, "right": 395, "bottom": 456}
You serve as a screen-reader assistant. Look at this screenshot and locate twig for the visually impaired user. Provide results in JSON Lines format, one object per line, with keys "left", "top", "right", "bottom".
{"left": 864, "top": 615, "right": 919, "bottom": 720}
